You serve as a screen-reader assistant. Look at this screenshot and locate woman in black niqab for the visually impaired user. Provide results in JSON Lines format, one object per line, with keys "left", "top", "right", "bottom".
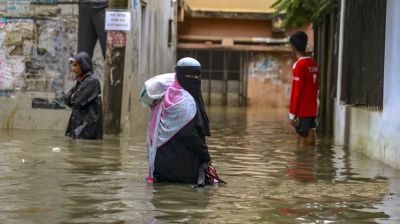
{"left": 175, "top": 57, "right": 210, "bottom": 136}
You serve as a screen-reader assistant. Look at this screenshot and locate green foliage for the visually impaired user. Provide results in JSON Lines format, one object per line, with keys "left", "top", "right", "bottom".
{"left": 272, "top": 0, "right": 339, "bottom": 27}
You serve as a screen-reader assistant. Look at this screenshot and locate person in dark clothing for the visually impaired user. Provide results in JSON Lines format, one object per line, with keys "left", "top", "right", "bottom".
{"left": 65, "top": 51, "right": 103, "bottom": 139}
{"left": 78, "top": 0, "right": 108, "bottom": 59}
{"left": 140, "top": 57, "right": 212, "bottom": 185}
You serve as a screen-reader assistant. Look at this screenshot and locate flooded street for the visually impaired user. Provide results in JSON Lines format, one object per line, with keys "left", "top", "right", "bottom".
{"left": 1, "top": 107, "right": 400, "bottom": 223}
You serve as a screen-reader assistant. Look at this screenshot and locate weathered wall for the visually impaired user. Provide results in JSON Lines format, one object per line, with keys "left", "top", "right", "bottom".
{"left": 0, "top": 0, "right": 177, "bottom": 131}
{"left": 122, "top": 0, "right": 177, "bottom": 131}
{"left": 247, "top": 52, "right": 293, "bottom": 108}
{"left": 0, "top": 1, "right": 94, "bottom": 130}
{"left": 344, "top": 108, "right": 383, "bottom": 160}
{"left": 334, "top": 0, "right": 400, "bottom": 169}
{"left": 379, "top": 0, "right": 400, "bottom": 168}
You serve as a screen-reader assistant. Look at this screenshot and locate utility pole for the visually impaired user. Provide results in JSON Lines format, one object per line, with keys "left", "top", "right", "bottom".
{"left": 103, "top": 0, "right": 129, "bottom": 134}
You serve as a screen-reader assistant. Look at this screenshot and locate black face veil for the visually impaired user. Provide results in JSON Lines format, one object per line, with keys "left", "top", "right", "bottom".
{"left": 176, "top": 65, "right": 211, "bottom": 136}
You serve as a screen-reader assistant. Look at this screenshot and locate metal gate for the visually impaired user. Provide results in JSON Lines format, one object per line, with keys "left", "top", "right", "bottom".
{"left": 177, "top": 49, "right": 246, "bottom": 106}
{"left": 341, "top": 0, "right": 386, "bottom": 109}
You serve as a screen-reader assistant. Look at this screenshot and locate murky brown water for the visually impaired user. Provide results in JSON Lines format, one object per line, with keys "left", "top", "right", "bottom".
{"left": 1, "top": 107, "right": 400, "bottom": 223}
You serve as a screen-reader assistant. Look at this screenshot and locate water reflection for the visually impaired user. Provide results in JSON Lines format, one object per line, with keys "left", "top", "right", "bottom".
{"left": 150, "top": 184, "right": 212, "bottom": 223}
{"left": 0, "top": 107, "right": 399, "bottom": 223}
{"left": 287, "top": 149, "right": 317, "bottom": 182}
{"left": 62, "top": 138, "right": 124, "bottom": 223}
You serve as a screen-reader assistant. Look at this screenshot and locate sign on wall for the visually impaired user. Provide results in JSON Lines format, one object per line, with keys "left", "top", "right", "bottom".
{"left": 105, "top": 10, "right": 131, "bottom": 31}
{"left": 7, "top": 1, "right": 31, "bottom": 14}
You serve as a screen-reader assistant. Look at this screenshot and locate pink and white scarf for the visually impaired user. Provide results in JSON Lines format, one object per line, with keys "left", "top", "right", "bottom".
{"left": 140, "top": 73, "right": 197, "bottom": 183}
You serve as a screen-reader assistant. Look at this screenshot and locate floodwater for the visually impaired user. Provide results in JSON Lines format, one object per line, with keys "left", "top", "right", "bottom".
{"left": 1, "top": 107, "right": 400, "bottom": 223}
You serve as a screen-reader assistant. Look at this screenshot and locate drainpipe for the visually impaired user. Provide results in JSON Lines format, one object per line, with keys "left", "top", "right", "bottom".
{"left": 334, "top": 0, "right": 347, "bottom": 145}
{"left": 336, "top": 0, "right": 345, "bottom": 104}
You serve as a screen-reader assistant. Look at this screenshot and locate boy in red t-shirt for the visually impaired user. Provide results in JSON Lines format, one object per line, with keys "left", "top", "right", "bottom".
{"left": 288, "top": 31, "right": 319, "bottom": 148}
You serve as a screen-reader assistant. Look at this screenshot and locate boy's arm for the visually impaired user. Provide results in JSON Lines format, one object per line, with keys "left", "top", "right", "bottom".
{"left": 289, "top": 64, "right": 305, "bottom": 119}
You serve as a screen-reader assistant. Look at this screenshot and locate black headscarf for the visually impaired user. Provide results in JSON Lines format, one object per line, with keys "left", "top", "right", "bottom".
{"left": 70, "top": 51, "right": 93, "bottom": 74}
{"left": 176, "top": 63, "right": 210, "bottom": 136}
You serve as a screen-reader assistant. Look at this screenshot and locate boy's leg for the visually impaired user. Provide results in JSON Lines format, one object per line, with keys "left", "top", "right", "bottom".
{"left": 305, "top": 128, "right": 316, "bottom": 145}
{"left": 297, "top": 135, "right": 305, "bottom": 148}
{"left": 295, "top": 117, "right": 316, "bottom": 147}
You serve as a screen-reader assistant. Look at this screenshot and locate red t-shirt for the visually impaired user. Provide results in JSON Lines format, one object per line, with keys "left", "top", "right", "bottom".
{"left": 289, "top": 57, "right": 319, "bottom": 118}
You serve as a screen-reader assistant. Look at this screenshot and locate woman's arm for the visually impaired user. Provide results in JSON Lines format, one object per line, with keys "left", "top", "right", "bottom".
{"left": 70, "top": 78, "right": 101, "bottom": 109}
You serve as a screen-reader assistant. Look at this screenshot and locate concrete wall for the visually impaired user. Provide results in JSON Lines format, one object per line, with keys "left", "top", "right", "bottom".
{"left": 379, "top": 0, "right": 400, "bottom": 168}
{"left": 334, "top": 0, "right": 400, "bottom": 169}
{"left": 123, "top": 0, "right": 177, "bottom": 130}
{"left": 247, "top": 52, "right": 293, "bottom": 108}
{"left": 0, "top": 1, "right": 90, "bottom": 130}
{"left": 0, "top": 0, "right": 177, "bottom": 131}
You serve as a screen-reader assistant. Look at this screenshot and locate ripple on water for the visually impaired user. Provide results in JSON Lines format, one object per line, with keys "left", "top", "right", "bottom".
{"left": 0, "top": 108, "right": 399, "bottom": 223}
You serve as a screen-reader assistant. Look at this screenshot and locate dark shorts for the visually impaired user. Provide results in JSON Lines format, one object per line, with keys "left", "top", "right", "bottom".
{"left": 294, "top": 117, "right": 317, "bottom": 137}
